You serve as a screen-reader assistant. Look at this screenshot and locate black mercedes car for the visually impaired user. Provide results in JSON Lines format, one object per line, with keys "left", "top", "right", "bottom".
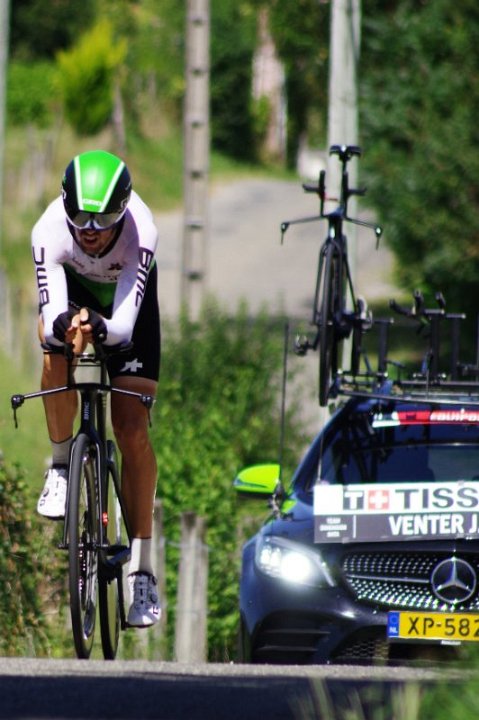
{"left": 234, "top": 396, "right": 479, "bottom": 664}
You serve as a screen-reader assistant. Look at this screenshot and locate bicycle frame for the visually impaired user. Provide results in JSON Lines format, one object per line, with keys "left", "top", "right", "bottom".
{"left": 282, "top": 145, "right": 382, "bottom": 405}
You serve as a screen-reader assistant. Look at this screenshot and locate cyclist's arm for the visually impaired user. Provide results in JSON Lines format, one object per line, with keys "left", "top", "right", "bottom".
{"left": 32, "top": 200, "right": 71, "bottom": 346}
{"left": 104, "top": 197, "right": 158, "bottom": 345}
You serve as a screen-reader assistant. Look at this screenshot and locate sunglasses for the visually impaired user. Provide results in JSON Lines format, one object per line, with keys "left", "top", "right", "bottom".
{"left": 67, "top": 210, "right": 125, "bottom": 230}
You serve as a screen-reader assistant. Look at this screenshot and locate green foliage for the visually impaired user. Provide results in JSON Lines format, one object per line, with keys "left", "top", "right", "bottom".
{"left": 360, "top": 0, "right": 479, "bottom": 334}
{"left": 270, "top": 0, "right": 330, "bottom": 164}
{"left": 10, "top": 0, "right": 96, "bottom": 60}
{"left": 251, "top": 95, "right": 272, "bottom": 154}
{"left": 151, "top": 300, "right": 307, "bottom": 659}
{"left": 419, "top": 654, "right": 479, "bottom": 720}
{"left": 56, "top": 19, "right": 127, "bottom": 136}
{"left": 127, "top": 132, "right": 183, "bottom": 211}
{"left": 210, "top": 0, "right": 258, "bottom": 160}
{"left": 0, "top": 461, "right": 50, "bottom": 655}
{"left": 7, "top": 61, "right": 59, "bottom": 128}
{"left": 125, "top": 0, "right": 185, "bottom": 115}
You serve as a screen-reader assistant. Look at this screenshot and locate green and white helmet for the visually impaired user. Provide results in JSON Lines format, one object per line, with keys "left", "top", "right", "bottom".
{"left": 62, "top": 150, "right": 132, "bottom": 230}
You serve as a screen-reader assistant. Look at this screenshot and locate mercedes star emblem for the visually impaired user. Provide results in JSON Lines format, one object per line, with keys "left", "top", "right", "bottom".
{"left": 431, "top": 557, "right": 477, "bottom": 605}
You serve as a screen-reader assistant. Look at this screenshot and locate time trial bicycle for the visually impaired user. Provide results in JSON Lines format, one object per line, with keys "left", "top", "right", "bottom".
{"left": 11, "top": 342, "right": 155, "bottom": 659}
{"left": 281, "top": 144, "right": 382, "bottom": 406}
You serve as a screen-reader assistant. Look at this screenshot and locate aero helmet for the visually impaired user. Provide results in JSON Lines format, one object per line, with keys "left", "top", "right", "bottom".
{"left": 62, "top": 150, "right": 132, "bottom": 230}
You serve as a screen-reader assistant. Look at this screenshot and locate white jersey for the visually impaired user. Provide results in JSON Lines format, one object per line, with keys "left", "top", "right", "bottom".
{"left": 32, "top": 190, "right": 158, "bottom": 346}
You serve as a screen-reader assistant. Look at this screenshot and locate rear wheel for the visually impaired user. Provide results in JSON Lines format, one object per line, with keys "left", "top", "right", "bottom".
{"left": 68, "top": 433, "right": 98, "bottom": 659}
{"left": 317, "top": 245, "right": 338, "bottom": 406}
{"left": 98, "top": 441, "right": 123, "bottom": 660}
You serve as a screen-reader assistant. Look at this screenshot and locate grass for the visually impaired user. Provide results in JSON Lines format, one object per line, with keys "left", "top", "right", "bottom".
{"left": 0, "top": 348, "right": 50, "bottom": 503}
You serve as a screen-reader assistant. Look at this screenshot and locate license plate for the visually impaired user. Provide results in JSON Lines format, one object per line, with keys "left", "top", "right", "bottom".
{"left": 388, "top": 610, "right": 479, "bottom": 643}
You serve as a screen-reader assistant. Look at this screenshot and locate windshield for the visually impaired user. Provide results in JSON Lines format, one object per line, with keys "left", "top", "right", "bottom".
{"left": 308, "top": 406, "right": 479, "bottom": 489}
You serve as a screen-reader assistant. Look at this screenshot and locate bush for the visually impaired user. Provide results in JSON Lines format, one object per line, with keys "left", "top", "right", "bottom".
{"left": 56, "top": 19, "right": 127, "bottom": 136}
{"left": 0, "top": 460, "right": 50, "bottom": 655}
{"left": 7, "top": 61, "right": 58, "bottom": 127}
{"left": 151, "top": 300, "right": 307, "bottom": 660}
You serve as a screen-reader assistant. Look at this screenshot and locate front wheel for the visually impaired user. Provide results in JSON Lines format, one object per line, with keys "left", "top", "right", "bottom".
{"left": 98, "top": 441, "right": 123, "bottom": 660}
{"left": 68, "top": 433, "right": 98, "bottom": 659}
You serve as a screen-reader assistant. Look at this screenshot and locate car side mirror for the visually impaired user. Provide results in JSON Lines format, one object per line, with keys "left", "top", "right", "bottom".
{"left": 233, "top": 463, "right": 282, "bottom": 499}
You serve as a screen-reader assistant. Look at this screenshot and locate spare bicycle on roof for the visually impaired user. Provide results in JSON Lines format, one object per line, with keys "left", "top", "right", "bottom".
{"left": 283, "top": 144, "right": 479, "bottom": 408}
{"left": 281, "top": 144, "right": 382, "bottom": 406}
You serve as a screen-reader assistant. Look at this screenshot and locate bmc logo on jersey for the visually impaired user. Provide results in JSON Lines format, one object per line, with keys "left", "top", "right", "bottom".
{"left": 135, "top": 248, "right": 154, "bottom": 306}
{"left": 32, "top": 246, "right": 50, "bottom": 307}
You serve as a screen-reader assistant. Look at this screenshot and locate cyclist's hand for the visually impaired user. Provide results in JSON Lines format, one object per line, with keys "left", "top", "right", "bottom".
{"left": 72, "top": 307, "right": 108, "bottom": 344}
{"left": 52, "top": 309, "right": 76, "bottom": 343}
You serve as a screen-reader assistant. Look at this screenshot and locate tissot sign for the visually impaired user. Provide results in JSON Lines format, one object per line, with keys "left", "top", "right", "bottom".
{"left": 314, "top": 481, "right": 479, "bottom": 543}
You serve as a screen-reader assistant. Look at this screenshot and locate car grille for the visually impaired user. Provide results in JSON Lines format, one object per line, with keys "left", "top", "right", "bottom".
{"left": 252, "top": 612, "right": 390, "bottom": 664}
{"left": 331, "top": 633, "right": 388, "bottom": 664}
{"left": 342, "top": 551, "right": 479, "bottom": 611}
{"left": 251, "top": 612, "right": 329, "bottom": 664}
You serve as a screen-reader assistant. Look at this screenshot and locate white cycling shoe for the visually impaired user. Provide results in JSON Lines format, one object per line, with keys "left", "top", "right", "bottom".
{"left": 127, "top": 572, "right": 161, "bottom": 627}
{"left": 37, "top": 466, "right": 68, "bottom": 520}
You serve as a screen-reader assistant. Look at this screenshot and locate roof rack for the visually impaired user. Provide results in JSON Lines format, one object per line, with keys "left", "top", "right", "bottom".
{"left": 331, "top": 290, "right": 479, "bottom": 406}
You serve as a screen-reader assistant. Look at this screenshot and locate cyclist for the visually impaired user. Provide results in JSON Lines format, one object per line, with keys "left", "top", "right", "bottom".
{"left": 32, "top": 149, "right": 161, "bottom": 628}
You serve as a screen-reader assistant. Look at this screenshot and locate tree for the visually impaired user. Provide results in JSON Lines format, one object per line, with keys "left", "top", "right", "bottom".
{"left": 210, "top": 0, "right": 257, "bottom": 159}
{"left": 126, "top": 0, "right": 185, "bottom": 116}
{"left": 269, "top": 0, "right": 329, "bottom": 165}
{"left": 10, "top": 0, "right": 96, "bottom": 60}
{"left": 56, "top": 19, "right": 127, "bottom": 136}
{"left": 360, "top": 0, "right": 479, "bottom": 339}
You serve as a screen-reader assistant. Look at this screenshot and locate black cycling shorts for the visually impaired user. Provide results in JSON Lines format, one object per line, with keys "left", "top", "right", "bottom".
{"left": 65, "top": 263, "right": 161, "bottom": 382}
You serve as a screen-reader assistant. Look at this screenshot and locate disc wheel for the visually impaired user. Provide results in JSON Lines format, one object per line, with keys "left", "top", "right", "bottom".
{"left": 68, "top": 433, "right": 98, "bottom": 659}
{"left": 98, "top": 441, "right": 122, "bottom": 660}
{"left": 318, "top": 245, "right": 338, "bottom": 406}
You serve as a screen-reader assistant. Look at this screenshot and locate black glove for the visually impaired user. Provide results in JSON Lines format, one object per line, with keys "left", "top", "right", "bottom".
{"left": 52, "top": 309, "right": 75, "bottom": 342}
{"left": 82, "top": 308, "right": 108, "bottom": 343}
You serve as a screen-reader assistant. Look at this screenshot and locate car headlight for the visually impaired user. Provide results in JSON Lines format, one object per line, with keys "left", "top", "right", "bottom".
{"left": 255, "top": 535, "right": 335, "bottom": 588}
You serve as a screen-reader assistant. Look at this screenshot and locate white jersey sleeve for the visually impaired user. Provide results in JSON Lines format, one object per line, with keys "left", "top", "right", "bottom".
{"left": 32, "top": 197, "right": 72, "bottom": 346}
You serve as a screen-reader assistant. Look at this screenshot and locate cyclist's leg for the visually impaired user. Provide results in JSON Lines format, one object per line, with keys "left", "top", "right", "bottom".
{"left": 39, "top": 316, "right": 79, "bottom": 441}
{"left": 37, "top": 314, "right": 84, "bottom": 517}
{"left": 110, "top": 376, "right": 160, "bottom": 627}
{"left": 108, "top": 264, "right": 160, "bottom": 540}
{"left": 108, "top": 266, "right": 161, "bottom": 626}
{"left": 110, "top": 375, "right": 158, "bottom": 540}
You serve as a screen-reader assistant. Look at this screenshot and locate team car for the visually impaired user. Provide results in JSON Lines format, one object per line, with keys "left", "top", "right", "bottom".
{"left": 235, "top": 396, "right": 479, "bottom": 664}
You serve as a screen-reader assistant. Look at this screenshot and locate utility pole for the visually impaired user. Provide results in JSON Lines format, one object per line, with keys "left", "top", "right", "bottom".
{"left": 327, "top": 0, "right": 361, "bottom": 294}
{"left": 181, "top": 0, "right": 210, "bottom": 317}
{"left": 326, "top": 0, "right": 361, "bottom": 203}
{"left": 320, "top": 0, "right": 361, "bottom": 425}
{"left": 0, "top": 0, "right": 10, "bottom": 250}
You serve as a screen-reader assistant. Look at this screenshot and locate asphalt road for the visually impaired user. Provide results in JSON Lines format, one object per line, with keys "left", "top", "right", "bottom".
{"left": 0, "top": 657, "right": 443, "bottom": 720}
